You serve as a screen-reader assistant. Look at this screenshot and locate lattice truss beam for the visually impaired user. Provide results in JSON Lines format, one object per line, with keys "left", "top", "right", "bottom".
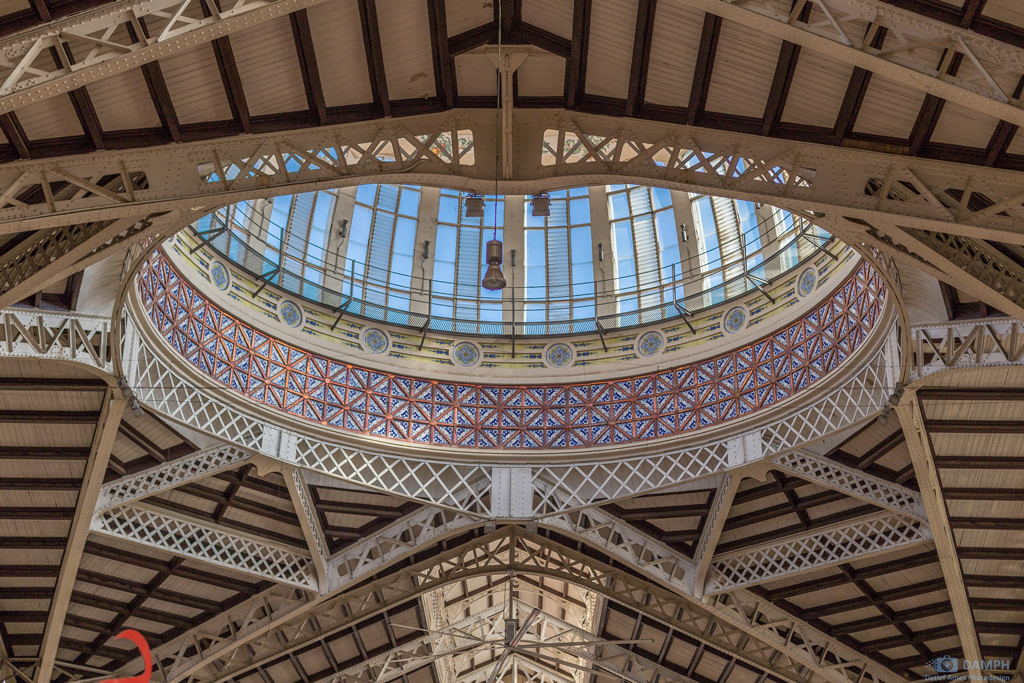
{"left": 909, "top": 317, "right": 1024, "bottom": 380}
{"left": 1, "top": 110, "right": 1024, "bottom": 238}
{"left": 6, "top": 109, "right": 1024, "bottom": 315}
{"left": 139, "top": 527, "right": 906, "bottom": 683}
{"left": 681, "top": 0, "right": 1024, "bottom": 126}
{"left": 89, "top": 436, "right": 935, "bottom": 683}
{"left": 122, "top": 297, "right": 902, "bottom": 518}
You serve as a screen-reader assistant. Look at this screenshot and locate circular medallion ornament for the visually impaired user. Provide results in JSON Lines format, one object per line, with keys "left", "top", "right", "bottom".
{"left": 363, "top": 328, "right": 389, "bottom": 354}
{"left": 452, "top": 341, "right": 481, "bottom": 367}
{"left": 280, "top": 300, "right": 302, "bottom": 328}
{"left": 210, "top": 262, "right": 229, "bottom": 291}
{"left": 545, "top": 343, "right": 573, "bottom": 368}
{"left": 798, "top": 268, "right": 817, "bottom": 298}
{"left": 637, "top": 331, "right": 663, "bottom": 357}
{"left": 724, "top": 306, "right": 747, "bottom": 334}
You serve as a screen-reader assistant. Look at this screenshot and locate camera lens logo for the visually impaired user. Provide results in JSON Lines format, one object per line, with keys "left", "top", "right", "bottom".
{"left": 929, "top": 656, "right": 959, "bottom": 674}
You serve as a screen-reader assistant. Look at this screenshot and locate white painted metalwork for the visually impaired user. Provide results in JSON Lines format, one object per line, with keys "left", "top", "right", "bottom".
{"left": 2, "top": 111, "right": 1024, "bottom": 238}
{"left": 95, "top": 444, "right": 253, "bottom": 512}
{"left": 909, "top": 317, "right": 1024, "bottom": 381}
{"left": 896, "top": 395, "right": 982, "bottom": 668}
{"left": 0, "top": 308, "right": 112, "bottom": 372}
{"left": 677, "top": 0, "right": 1024, "bottom": 126}
{"left": 758, "top": 322, "right": 897, "bottom": 458}
{"left": 541, "top": 499, "right": 905, "bottom": 683}
{"left": 90, "top": 503, "right": 318, "bottom": 589}
{"left": 36, "top": 393, "right": 125, "bottom": 683}
{"left": 704, "top": 512, "right": 933, "bottom": 595}
{"left": 326, "top": 504, "right": 479, "bottom": 593}
{"left": 171, "top": 528, "right": 817, "bottom": 683}
{"left": 0, "top": 0, "right": 333, "bottom": 113}
{"left": 692, "top": 473, "right": 739, "bottom": 596}
{"left": 284, "top": 467, "right": 330, "bottom": 592}
{"left": 772, "top": 450, "right": 925, "bottom": 520}
{"left": 137, "top": 504, "right": 466, "bottom": 683}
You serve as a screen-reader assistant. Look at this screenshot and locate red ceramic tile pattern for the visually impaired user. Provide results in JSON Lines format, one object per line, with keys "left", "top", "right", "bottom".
{"left": 138, "top": 251, "right": 886, "bottom": 450}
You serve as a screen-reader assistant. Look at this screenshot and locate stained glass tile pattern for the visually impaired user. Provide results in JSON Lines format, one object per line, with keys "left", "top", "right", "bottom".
{"left": 139, "top": 252, "right": 885, "bottom": 450}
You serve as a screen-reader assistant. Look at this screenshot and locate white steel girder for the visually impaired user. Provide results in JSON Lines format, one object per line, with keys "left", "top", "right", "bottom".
{"left": 830, "top": 217, "right": 1024, "bottom": 323}
{"left": 122, "top": 504, "right": 477, "bottom": 683}
{"left": 677, "top": 0, "right": 1024, "bottom": 127}
{"left": 0, "top": 308, "right": 112, "bottom": 372}
{"left": 703, "top": 511, "right": 933, "bottom": 595}
{"left": 0, "top": 0, "right": 328, "bottom": 114}
{"left": 36, "top": 391, "right": 126, "bottom": 683}
{"left": 89, "top": 502, "right": 320, "bottom": 590}
{"left": 895, "top": 394, "right": 982, "bottom": 668}
{"left": 283, "top": 466, "right": 330, "bottom": 593}
{"left": 692, "top": 474, "right": 740, "bottom": 596}
{"left": 161, "top": 528, "right": 853, "bottom": 683}
{"left": 0, "top": 0, "right": 1022, "bottom": 127}
{"left": 102, "top": 490, "right": 908, "bottom": 683}
{"left": 452, "top": 656, "right": 576, "bottom": 683}
{"left": 0, "top": 209, "right": 194, "bottom": 311}
{"left": 540, "top": 502, "right": 904, "bottom": 683}
{"left": 2, "top": 111, "right": 1024, "bottom": 238}
{"left": 95, "top": 443, "right": 254, "bottom": 511}
{"left": 770, "top": 450, "right": 925, "bottom": 520}
{"left": 124, "top": 294, "right": 900, "bottom": 519}
{"left": 909, "top": 317, "right": 1024, "bottom": 380}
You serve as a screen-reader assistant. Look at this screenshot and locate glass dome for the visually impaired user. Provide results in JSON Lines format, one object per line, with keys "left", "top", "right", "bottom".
{"left": 190, "top": 184, "right": 832, "bottom": 336}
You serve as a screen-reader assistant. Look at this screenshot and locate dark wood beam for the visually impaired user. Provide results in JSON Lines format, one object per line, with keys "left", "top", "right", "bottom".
{"left": 427, "top": 0, "right": 454, "bottom": 109}
{"left": 908, "top": 52, "right": 963, "bottom": 155}
{"left": 857, "top": 429, "right": 905, "bottom": 469}
{"left": 0, "top": 377, "right": 106, "bottom": 391}
{"left": 56, "top": 46, "right": 104, "bottom": 150}
{"left": 944, "top": 487, "right": 1024, "bottom": 501}
{"left": 686, "top": 13, "right": 722, "bottom": 126}
{"left": 918, "top": 387, "right": 1024, "bottom": 401}
{"left": 762, "top": 1, "right": 812, "bottom": 136}
{"left": 950, "top": 517, "right": 1024, "bottom": 530}
{"left": 960, "top": 0, "right": 988, "bottom": 28}
{"left": 762, "top": 549, "right": 938, "bottom": 600}
{"left": 926, "top": 419, "right": 1024, "bottom": 433}
{"left": 564, "top": 0, "right": 592, "bottom": 110}
{"left": 984, "top": 76, "right": 1024, "bottom": 166}
{"left": 126, "top": 18, "right": 182, "bottom": 143}
{"left": 0, "top": 446, "right": 91, "bottom": 459}
{"left": 0, "top": 410, "right": 100, "bottom": 423}
{"left": 84, "top": 540, "right": 260, "bottom": 593}
{"left": 29, "top": 0, "right": 50, "bottom": 21}
{"left": 290, "top": 9, "right": 328, "bottom": 126}
{"left": 201, "top": 0, "right": 251, "bottom": 134}
{"left": 831, "top": 26, "right": 887, "bottom": 144}
{"left": 448, "top": 22, "right": 497, "bottom": 56}
{"left": 511, "top": 22, "right": 571, "bottom": 58}
{"left": 0, "top": 112, "right": 30, "bottom": 159}
{"left": 0, "top": 537, "right": 67, "bottom": 548}
{"left": 357, "top": 0, "right": 390, "bottom": 118}
{"left": 625, "top": 0, "right": 657, "bottom": 118}
{"left": 718, "top": 504, "right": 880, "bottom": 553}
{"left": 802, "top": 578, "right": 947, "bottom": 620}
{"left": 0, "top": 478, "right": 81, "bottom": 489}
{"left": 0, "top": 507, "right": 76, "bottom": 519}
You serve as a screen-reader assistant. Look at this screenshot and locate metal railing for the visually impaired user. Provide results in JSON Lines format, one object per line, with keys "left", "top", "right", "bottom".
{"left": 191, "top": 207, "right": 835, "bottom": 337}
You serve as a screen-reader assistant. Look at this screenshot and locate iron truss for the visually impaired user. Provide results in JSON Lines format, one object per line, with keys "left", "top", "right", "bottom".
{"left": 2, "top": 108, "right": 1024, "bottom": 318}
{"left": 142, "top": 527, "right": 906, "bottom": 683}
{"left": 119, "top": 290, "right": 902, "bottom": 517}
